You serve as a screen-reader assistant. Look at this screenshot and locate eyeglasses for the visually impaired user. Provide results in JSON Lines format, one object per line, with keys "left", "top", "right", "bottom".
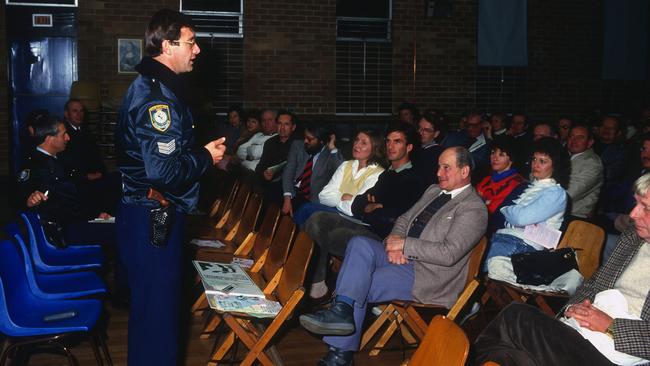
{"left": 170, "top": 39, "right": 197, "bottom": 48}
{"left": 418, "top": 127, "right": 435, "bottom": 133}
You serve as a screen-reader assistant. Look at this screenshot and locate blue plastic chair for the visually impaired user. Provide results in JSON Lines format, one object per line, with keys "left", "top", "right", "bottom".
{"left": 5, "top": 223, "right": 107, "bottom": 300}
{"left": 20, "top": 212, "right": 104, "bottom": 273}
{"left": 0, "top": 239, "right": 112, "bottom": 365}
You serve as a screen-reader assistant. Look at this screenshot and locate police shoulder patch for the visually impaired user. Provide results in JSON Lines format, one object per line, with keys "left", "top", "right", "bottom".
{"left": 18, "top": 169, "right": 30, "bottom": 182}
{"left": 149, "top": 104, "right": 172, "bottom": 132}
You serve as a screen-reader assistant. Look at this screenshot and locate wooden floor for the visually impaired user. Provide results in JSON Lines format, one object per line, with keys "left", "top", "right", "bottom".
{"left": 25, "top": 301, "right": 415, "bottom": 365}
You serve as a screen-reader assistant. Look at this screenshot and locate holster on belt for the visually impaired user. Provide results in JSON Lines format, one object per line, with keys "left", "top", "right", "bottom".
{"left": 147, "top": 188, "right": 175, "bottom": 248}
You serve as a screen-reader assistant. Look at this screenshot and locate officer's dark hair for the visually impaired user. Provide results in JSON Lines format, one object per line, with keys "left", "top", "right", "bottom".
{"left": 451, "top": 146, "right": 475, "bottom": 173}
{"left": 386, "top": 123, "right": 419, "bottom": 148}
{"left": 63, "top": 98, "right": 83, "bottom": 112}
{"left": 276, "top": 110, "right": 296, "bottom": 125}
{"left": 145, "top": 9, "right": 195, "bottom": 57}
{"left": 304, "top": 124, "right": 332, "bottom": 145}
{"left": 32, "top": 114, "right": 63, "bottom": 145}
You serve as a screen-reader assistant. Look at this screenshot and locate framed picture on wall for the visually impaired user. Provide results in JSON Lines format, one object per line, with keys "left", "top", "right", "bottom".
{"left": 118, "top": 38, "right": 142, "bottom": 74}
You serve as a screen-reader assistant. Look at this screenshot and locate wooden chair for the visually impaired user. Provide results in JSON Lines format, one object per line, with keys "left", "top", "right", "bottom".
{"left": 232, "top": 203, "right": 282, "bottom": 260}
{"left": 401, "top": 315, "right": 469, "bottom": 366}
{"left": 194, "top": 182, "right": 251, "bottom": 242}
{"left": 198, "top": 215, "right": 297, "bottom": 338}
{"left": 191, "top": 195, "right": 268, "bottom": 317}
{"left": 186, "top": 174, "right": 239, "bottom": 234}
{"left": 483, "top": 219, "right": 606, "bottom": 316}
{"left": 207, "top": 231, "right": 314, "bottom": 366}
{"left": 361, "top": 236, "right": 488, "bottom": 356}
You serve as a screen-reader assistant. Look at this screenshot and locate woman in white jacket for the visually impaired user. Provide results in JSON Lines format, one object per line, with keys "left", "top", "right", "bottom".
{"left": 293, "top": 129, "right": 385, "bottom": 225}
{"left": 483, "top": 137, "right": 570, "bottom": 268}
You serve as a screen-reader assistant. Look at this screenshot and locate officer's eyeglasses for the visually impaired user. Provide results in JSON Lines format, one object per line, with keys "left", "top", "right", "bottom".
{"left": 170, "top": 40, "right": 197, "bottom": 48}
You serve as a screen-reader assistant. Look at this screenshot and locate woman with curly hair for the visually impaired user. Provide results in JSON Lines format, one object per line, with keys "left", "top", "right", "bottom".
{"left": 483, "top": 137, "right": 570, "bottom": 267}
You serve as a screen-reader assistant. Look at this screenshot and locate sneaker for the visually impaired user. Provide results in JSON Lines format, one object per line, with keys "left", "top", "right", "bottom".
{"left": 299, "top": 301, "right": 355, "bottom": 336}
{"left": 317, "top": 346, "right": 354, "bottom": 366}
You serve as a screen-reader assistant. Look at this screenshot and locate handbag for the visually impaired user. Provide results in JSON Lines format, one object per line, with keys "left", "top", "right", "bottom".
{"left": 511, "top": 247, "right": 578, "bottom": 286}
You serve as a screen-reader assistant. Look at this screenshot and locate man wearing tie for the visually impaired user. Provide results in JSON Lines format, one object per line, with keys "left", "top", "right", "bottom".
{"left": 300, "top": 146, "right": 487, "bottom": 366}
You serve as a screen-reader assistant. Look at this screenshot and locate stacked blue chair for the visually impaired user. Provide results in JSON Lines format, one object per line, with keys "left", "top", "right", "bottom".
{"left": 5, "top": 223, "right": 107, "bottom": 299}
{"left": 0, "top": 239, "right": 112, "bottom": 365}
{"left": 20, "top": 212, "right": 103, "bottom": 273}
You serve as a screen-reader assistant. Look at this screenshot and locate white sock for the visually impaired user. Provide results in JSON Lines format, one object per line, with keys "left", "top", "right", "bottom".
{"left": 309, "top": 281, "right": 329, "bottom": 298}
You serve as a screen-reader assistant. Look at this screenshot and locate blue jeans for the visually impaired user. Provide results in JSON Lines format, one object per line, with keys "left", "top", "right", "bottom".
{"left": 293, "top": 201, "right": 338, "bottom": 227}
{"left": 483, "top": 233, "right": 537, "bottom": 272}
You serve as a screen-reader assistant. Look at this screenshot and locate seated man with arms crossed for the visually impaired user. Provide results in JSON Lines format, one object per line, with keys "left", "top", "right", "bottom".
{"left": 474, "top": 172, "right": 650, "bottom": 366}
{"left": 304, "top": 125, "right": 427, "bottom": 301}
{"left": 300, "top": 146, "right": 487, "bottom": 366}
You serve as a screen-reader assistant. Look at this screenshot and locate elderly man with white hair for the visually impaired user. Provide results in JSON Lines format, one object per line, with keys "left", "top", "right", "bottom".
{"left": 475, "top": 173, "right": 650, "bottom": 366}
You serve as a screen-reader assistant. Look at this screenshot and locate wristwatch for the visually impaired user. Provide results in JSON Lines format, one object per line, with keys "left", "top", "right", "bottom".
{"left": 605, "top": 322, "right": 615, "bottom": 339}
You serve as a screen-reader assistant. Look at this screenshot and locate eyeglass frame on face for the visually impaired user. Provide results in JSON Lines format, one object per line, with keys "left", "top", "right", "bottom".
{"left": 170, "top": 39, "right": 198, "bottom": 48}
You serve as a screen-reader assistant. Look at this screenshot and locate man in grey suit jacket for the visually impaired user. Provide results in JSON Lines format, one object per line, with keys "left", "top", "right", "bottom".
{"left": 475, "top": 173, "right": 650, "bottom": 366}
{"left": 567, "top": 124, "right": 604, "bottom": 218}
{"left": 281, "top": 124, "right": 343, "bottom": 217}
{"left": 300, "top": 146, "right": 488, "bottom": 366}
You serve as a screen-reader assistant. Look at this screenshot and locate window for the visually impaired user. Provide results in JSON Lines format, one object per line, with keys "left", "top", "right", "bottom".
{"left": 181, "top": 0, "right": 243, "bottom": 114}
{"left": 335, "top": 0, "right": 392, "bottom": 115}
{"left": 181, "top": 0, "right": 243, "bottom": 38}
{"left": 475, "top": 66, "right": 527, "bottom": 114}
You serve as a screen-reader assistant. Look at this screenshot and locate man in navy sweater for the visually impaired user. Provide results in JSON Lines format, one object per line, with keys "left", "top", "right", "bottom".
{"left": 304, "top": 125, "right": 427, "bottom": 301}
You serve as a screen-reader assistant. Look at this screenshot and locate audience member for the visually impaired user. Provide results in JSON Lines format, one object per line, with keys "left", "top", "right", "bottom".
{"left": 255, "top": 110, "right": 297, "bottom": 201}
{"left": 532, "top": 121, "right": 558, "bottom": 141}
{"left": 474, "top": 173, "right": 650, "bottom": 366}
{"left": 476, "top": 136, "right": 526, "bottom": 235}
{"left": 299, "top": 146, "right": 487, "bottom": 366}
{"left": 235, "top": 109, "right": 277, "bottom": 172}
{"left": 304, "top": 126, "right": 427, "bottom": 301}
{"left": 488, "top": 112, "right": 508, "bottom": 138}
{"left": 594, "top": 116, "right": 629, "bottom": 190}
{"left": 466, "top": 112, "right": 492, "bottom": 182}
{"left": 557, "top": 116, "right": 574, "bottom": 146}
{"left": 397, "top": 102, "right": 418, "bottom": 125}
{"left": 294, "top": 130, "right": 383, "bottom": 225}
{"left": 215, "top": 105, "right": 244, "bottom": 153}
{"left": 411, "top": 114, "right": 445, "bottom": 184}
{"left": 281, "top": 124, "right": 343, "bottom": 219}
{"left": 566, "top": 123, "right": 603, "bottom": 218}
{"left": 483, "top": 137, "right": 569, "bottom": 267}
{"left": 235, "top": 109, "right": 261, "bottom": 147}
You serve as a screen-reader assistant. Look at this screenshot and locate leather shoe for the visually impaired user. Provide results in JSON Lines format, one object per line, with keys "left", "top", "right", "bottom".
{"left": 317, "top": 346, "right": 354, "bottom": 366}
{"left": 299, "top": 301, "right": 354, "bottom": 336}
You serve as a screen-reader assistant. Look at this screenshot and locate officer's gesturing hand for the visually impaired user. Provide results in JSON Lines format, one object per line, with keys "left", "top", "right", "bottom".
{"left": 204, "top": 137, "right": 227, "bottom": 165}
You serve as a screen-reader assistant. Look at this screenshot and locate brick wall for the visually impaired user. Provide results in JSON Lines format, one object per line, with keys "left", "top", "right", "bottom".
{"left": 2, "top": 0, "right": 650, "bottom": 173}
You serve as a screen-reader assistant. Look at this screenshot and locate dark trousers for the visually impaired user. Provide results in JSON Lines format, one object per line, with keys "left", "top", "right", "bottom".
{"left": 116, "top": 202, "right": 186, "bottom": 366}
{"left": 304, "top": 211, "right": 380, "bottom": 283}
{"left": 474, "top": 303, "right": 616, "bottom": 366}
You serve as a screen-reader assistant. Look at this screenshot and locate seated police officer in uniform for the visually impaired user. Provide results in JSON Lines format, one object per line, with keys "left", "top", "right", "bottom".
{"left": 19, "top": 113, "right": 113, "bottom": 241}
{"left": 114, "top": 9, "right": 226, "bottom": 366}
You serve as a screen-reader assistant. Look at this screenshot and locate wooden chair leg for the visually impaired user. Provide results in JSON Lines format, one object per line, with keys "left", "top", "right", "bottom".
{"left": 201, "top": 313, "right": 222, "bottom": 339}
{"left": 360, "top": 304, "right": 392, "bottom": 350}
{"left": 208, "top": 331, "right": 235, "bottom": 366}
{"left": 222, "top": 315, "right": 275, "bottom": 366}
{"left": 369, "top": 316, "right": 400, "bottom": 357}
{"left": 192, "top": 292, "right": 209, "bottom": 316}
{"left": 401, "top": 306, "right": 428, "bottom": 339}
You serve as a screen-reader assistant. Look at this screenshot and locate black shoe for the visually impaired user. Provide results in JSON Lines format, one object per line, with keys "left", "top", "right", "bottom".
{"left": 299, "top": 301, "right": 355, "bottom": 336}
{"left": 316, "top": 346, "right": 354, "bottom": 366}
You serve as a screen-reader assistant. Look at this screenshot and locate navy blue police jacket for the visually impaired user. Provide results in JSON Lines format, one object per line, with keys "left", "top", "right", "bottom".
{"left": 115, "top": 57, "right": 212, "bottom": 213}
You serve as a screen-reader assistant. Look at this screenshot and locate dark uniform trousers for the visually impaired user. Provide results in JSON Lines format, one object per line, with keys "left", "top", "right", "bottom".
{"left": 116, "top": 202, "right": 186, "bottom": 366}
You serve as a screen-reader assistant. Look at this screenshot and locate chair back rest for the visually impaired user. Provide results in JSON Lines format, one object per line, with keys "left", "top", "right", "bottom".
{"left": 211, "top": 178, "right": 240, "bottom": 219}
{"left": 20, "top": 212, "right": 49, "bottom": 265}
{"left": 251, "top": 203, "right": 281, "bottom": 261}
{"left": 230, "top": 193, "right": 263, "bottom": 245}
{"left": 0, "top": 239, "right": 34, "bottom": 318}
{"left": 557, "top": 220, "right": 605, "bottom": 278}
{"left": 261, "top": 215, "right": 296, "bottom": 281}
{"left": 408, "top": 315, "right": 469, "bottom": 366}
{"left": 276, "top": 231, "right": 314, "bottom": 305}
{"left": 4, "top": 223, "right": 40, "bottom": 294}
{"left": 222, "top": 182, "right": 251, "bottom": 232}
{"left": 466, "top": 236, "right": 488, "bottom": 287}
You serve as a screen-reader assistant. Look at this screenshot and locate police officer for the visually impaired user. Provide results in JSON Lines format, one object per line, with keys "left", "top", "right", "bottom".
{"left": 114, "top": 9, "right": 226, "bottom": 365}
